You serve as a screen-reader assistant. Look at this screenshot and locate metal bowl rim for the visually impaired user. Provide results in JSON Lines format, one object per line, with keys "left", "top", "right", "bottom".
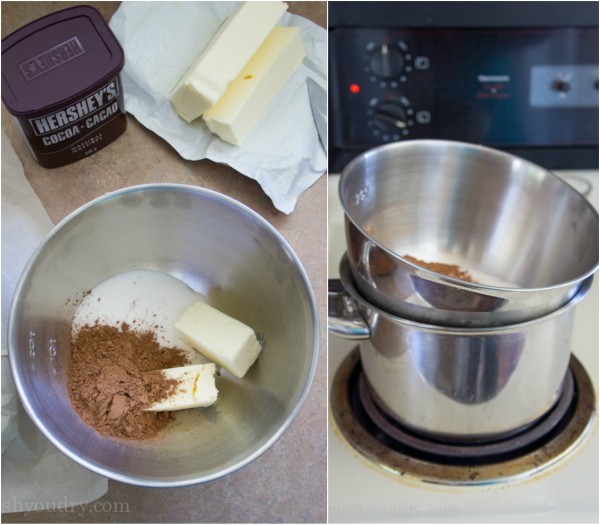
{"left": 339, "top": 253, "right": 593, "bottom": 334}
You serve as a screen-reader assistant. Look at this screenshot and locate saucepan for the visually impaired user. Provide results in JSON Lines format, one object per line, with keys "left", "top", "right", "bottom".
{"left": 329, "top": 254, "right": 593, "bottom": 441}
{"left": 340, "top": 140, "right": 599, "bottom": 327}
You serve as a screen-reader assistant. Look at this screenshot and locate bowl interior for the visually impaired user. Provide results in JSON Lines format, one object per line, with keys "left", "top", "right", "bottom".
{"left": 9, "top": 185, "right": 317, "bottom": 486}
{"left": 341, "top": 141, "right": 599, "bottom": 288}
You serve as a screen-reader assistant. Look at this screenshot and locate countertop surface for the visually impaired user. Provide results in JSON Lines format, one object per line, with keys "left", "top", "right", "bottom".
{"left": 1, "top": 2, "right": 327, "bottom": 523}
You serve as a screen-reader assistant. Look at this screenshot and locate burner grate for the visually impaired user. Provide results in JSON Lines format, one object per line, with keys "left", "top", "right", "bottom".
{"left": 331, "top": 349, "right": 596, "bottom": 485}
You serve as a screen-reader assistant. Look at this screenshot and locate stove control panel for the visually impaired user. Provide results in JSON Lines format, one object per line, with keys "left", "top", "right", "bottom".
{"left": 329, "top": 27, "right": 599, "bottom": 170}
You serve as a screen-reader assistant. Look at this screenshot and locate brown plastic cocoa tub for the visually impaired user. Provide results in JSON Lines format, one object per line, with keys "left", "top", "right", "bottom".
{"left": 2, "top": 6, "right": 127, "bottom": 168}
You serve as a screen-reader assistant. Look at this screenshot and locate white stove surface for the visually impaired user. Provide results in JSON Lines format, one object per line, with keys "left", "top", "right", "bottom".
{"left": 328, "top": 171, "right": 599, "bottom": 523}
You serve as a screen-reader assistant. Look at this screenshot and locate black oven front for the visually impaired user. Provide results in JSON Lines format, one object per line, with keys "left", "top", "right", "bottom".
{"left": 328, "top": 1, "right": 599, "bottom": 172}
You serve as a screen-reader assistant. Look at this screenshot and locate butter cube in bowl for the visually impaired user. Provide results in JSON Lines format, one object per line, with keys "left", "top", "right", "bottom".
{"left": 175, "top": 301, "right": 262, "bottom": 379}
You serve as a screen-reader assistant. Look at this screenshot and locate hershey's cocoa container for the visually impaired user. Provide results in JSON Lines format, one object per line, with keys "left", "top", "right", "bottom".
{"left": 1, "top": 6, "right": 127, "bottom": 168}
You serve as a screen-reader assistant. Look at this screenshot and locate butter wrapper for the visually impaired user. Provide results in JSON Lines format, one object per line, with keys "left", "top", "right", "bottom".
{"left": 109, "top": 2, "right": 327, "bottom": 214}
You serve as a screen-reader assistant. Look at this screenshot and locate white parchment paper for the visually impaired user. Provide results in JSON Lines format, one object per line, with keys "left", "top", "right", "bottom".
{"left": 1, "top": 131, "right": 108, "bottom": 513}
{"left": 109, "top": 1, "right": 327, "bottom": 214}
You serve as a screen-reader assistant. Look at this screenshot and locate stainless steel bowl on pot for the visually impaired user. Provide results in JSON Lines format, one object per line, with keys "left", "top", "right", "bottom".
{"left": 329, "top": 254, "right": 593, "bottom": 442}
{"left": 9, "top": 184, "right": 318, "bottom": 487}
{"left": 340, "top": 140, "right": 599, "bottom": 327}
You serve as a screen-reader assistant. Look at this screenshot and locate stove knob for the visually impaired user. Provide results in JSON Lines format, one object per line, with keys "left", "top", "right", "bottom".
{"left": 552, "top": 78, "right": 571, "bottom": 93}
{"left": 373, "top": 101, "right": 409, "bottom": 132}
{"left": 369, "top": 44, "right": 405, "bottom": 79}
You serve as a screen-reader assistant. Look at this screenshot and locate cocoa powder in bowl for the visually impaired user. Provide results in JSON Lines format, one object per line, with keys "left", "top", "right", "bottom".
{"left": 68, "top": 322, "right": 189, "bottom": 439}
{"left": 404, "top": 255, "right": 475, "bottom": 283}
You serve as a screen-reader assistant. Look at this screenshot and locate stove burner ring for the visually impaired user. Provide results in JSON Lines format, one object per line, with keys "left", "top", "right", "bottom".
{"left": 331, "top": 349, "right": 596, "bottom": 485}
{"left": 358, "top": 367, "right": 575, "bottom": 463}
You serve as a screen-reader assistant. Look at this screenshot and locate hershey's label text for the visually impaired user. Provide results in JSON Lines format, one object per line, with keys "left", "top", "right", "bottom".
{"left": 19, "top": 37, "right": 85, "bottom": 81}
{"left": 29, "top": 79, "right": 119, "bottom": 136}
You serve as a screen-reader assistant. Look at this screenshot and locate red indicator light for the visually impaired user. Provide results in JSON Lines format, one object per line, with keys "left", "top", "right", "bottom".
{"left": 349, "top": 83, "right": 360, "bottom": 94}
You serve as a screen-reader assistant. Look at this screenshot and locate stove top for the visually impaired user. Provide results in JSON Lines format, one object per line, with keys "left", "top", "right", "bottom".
{"left": 332, "top": 348, "right": 594, "bottom": 485}
{"left": 328, "top": 171, "right": 599, "bottom": 523}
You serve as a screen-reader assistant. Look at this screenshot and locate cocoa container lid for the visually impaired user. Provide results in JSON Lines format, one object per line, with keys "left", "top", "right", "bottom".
{"left": 1, "top": 5, "right": 124, "bottom": 117}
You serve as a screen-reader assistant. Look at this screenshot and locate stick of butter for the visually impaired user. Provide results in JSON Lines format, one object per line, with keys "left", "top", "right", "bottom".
{"left": 202, "top": 25, "right": 305, "bottom": 145}
{"left": 175, "top": 301, "right": 262, "bottom": 379}
{"left": 145, "top": 363, "right": 218, "bottom": 412}
{"left": 170, "top": 1, "right": 288, "bottom": 122}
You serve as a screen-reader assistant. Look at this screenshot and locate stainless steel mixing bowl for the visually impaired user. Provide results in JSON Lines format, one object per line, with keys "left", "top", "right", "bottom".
{"left": 8, "top": 184, "right": 318, "bottom": 487}
{"left": 329, "top": 254, "right": 593, "bottom": 441}
{"left": 340, "top": 140, "right": 599, "bottom": 327}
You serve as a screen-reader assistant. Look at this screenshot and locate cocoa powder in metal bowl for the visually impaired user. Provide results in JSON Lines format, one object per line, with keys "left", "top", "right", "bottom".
{"left": 68, "top": 322, "right": 189, "bottom": 439}
{"left": 404, "top": 255, "right": 475, "bottom": 283}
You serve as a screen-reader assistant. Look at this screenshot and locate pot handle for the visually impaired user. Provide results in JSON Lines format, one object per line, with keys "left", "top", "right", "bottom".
{"left": 328, "top": 279, "right": 371, "bottom": 340}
